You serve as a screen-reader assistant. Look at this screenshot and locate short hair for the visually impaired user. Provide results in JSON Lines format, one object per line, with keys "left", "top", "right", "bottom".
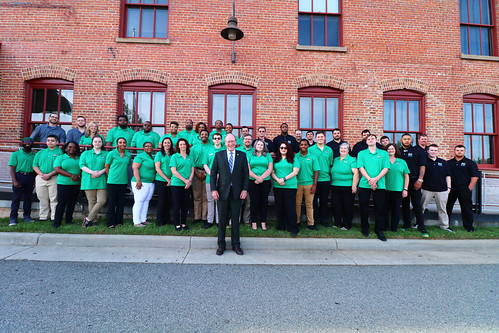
{"left": 401, "top": 133, "right": 413, "bottom": 138}
{"left": 46, "top": 134, "right": 59, "bottom": 142}
{"left": 280, "top": 123, "right": 288, "bottom": 128}
{"left": 315, "top": 131, "right": 325, "bottom": 137}
{"left": 117, "top": 114, "right": 127, "bottom": 121}
{"left": 143, "top": 121, "right": 152, "bottom": 125}
{"left": 454, "top": 144, "right": 466, "bottom": 150}
{"left": 242, "top": 126, "right": 249, "bottom": 131}
{"left": 226, "top": 123, "right": 233, "bottom": 127}
{"left": 419, "top": 134, "right": 428, "bottom": 138}
{"left": 380, "top": 135, "right": 389, "bottom": 142}
{"left": 212, "top": 132, "right": 222, "bottom": 140}
{"left": 243, "top": 133, "right": 253, "bottom": 139}
{"left": 199, "top": 129, "right": 209, "bottom": 136}
{"left": 299, "top": 139, "right": 310, "bottom": 146}
{"left": 428, "top": 143, "right": 439, "bottom": 149}
{"left": 384, "top": 143, "right": 401, "bottom": 157}
{"left": 77, "top": 116, "right": 86, "bottom": 121}
{"left": 142, "top": 141, "right": 154, "bottom": 148}
{"left": 361, "top": 129, "right": 371, "bottom": 135}
{"left": 258, "top": 126, "right": 266, "bottom": 131}
{"left": 170, "top": 121, "right": 179, "bottom": 127}
{"left": 62, "top": 141, "right": 81, "bottom": 156}
{"left": 176, "top": 138, "right": 190, "bottom": 155}
{"left": 332, "top": 128, "right": 341, "bottom": 133}
{"left": 306, "top": 130, "right": 314, "bottom": 135}
{"left": 116, "top": 137, "right": 127, "bottom": 145}
{"left": 339, "top": 142, "right": 350, "bottom": 149}
{"left": 367, "top": 134, "right": 377, "bottom": 140}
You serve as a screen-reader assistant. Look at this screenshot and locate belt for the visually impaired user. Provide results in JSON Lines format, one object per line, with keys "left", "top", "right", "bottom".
{"left": 17, "top": 172, "right": 36, "bottom": 176}
{"left": 195, "top": 167, "right": 205, "bottom": 171}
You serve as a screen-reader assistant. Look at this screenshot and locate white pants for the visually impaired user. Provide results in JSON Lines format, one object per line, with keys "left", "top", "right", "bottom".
{"left": 131, "top": 181, "right": 155, "bottom": 224}
{"left": 421, "top": 189, "right": 449, "bottom": 229}
{"left": 206, "top": 183, "right": 219, "bottom": 224}
{"left": 35, "top": 175, "right": 58, "bottom": 220}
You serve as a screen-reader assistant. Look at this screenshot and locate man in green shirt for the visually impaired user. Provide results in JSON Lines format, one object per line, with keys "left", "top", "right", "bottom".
{"left": 178, "top": 119, "right": 196, "bottom": 146}
{"left": 130, "top": 121, "right": 160, "bottom": 149}
{"left": 236, "top": 126, "right": 250, "bottom": 147}
{"left": 190, "top": 129, "right": 211, "bottom": 225}
{"left": 32, "top": 135, "right": 63, "bottom": 222}
{"left": 203, "top": 132, "right": 225, "bottom": 228}
{"left": 236, "top": 134, "right": 254, "bottom": 224}
{"left": 209, "top": 119, "right": 227, "bottom": 145}
{"left": 295, "top": 139, "right": 320, "bottom": 230}
{"left": 106, "top": 114, "right": 136, "bottom": 147}
{"left": 160, "top": 121, "right": 180, "bottom": 148}
{"left": 357, "top": 134, "right": 391, "bottom": 241}
{"left": 8, "top": 137, "right": 37, "bottom": 226}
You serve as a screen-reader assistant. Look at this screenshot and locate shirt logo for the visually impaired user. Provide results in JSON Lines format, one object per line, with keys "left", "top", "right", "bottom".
{"left": 438, "top": 162, "right": 442, "bottom": 166}
{"left": 461, "top": 163, "right": 466, "bottom": 167}
{"left": 408, "top": 153, "right": 413, "bottom": 157}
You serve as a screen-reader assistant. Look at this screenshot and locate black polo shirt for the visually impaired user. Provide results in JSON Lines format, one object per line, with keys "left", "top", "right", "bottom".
{"left": 447, "top": 157, "right": 480, "bottom": 187}
{"left": 253, "top": 138, "right": 275, "bottom": 153}
{"left": 273, "top": 134, "right": 299, "bottom": 153}
{"left": 401, "top": 145, "right": 427, "bottom": 178}
{"left": 415, "top": 145, "right": 428, "bottom": 155}
{"left": 423, "top": 157, "right": 450, "bottom": 192}
{"left": 327, "top": 139, "right": 347, "bottom": 159}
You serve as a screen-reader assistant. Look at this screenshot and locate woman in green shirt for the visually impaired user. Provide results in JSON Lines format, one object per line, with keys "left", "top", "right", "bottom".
{"left": 271, "top": 142, "right": 300, "bottom": 236}
{"left": 53, "top": 141, "right": 81, "bottom": 228}
{"left": 248, "top": 139, "right": 273, "bottom": 231}
{"left": 170, "top": 139, "right": 194, "bottom": 231}
{"left": 80, "top": 136, "right": 108, "bottom": 228}
{"left": 154, "top": 137, "right": 175, "bottom": 226}
{"left": 79, "top": 121, "right": 104, "bottom": 147}
{"left": 384, "top": 143, "right": 410, "bottom": 231}
{"left": 131, "top": 141, "right": 156, "bottom": 227}
{"left": 330, "top": 142, "right": 359, "bottom": 230}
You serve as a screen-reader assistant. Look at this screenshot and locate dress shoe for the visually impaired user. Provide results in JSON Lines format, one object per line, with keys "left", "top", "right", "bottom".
{"left": 307, "top": 225, "right": 318, "bottom": 231}
{"left": 375, "top": 231, "right": 387, "bottom": 242}
{"left": 362, "top": 230, "right": 369, "bottom": 237}
{"left": 216, "top": 247, "right": 225, "bottom": 255}
{"left": 232, "top": 246, "right": 244, "bottom": 255}
{"left": 202, "top": 222, "right": 213, "bottom": 229}
{"left": 182, "top": 225, "right": 190, "bottom": 231}
{"left": 319, "top": 221, "right": 330, "bottom": 227}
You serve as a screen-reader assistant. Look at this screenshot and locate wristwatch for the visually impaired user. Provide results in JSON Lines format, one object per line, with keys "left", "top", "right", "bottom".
{"left": 417, "top": 179, "right": 423, "bottom": 182}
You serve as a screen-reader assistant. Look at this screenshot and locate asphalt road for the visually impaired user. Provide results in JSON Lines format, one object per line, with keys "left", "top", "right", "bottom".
{"left": 0, "top": 261, "right": 497, "bottom": 333}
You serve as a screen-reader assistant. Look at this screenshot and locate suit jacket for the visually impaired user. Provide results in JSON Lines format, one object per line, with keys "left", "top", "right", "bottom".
{"left": 210, "top": 149, "right": 249, "bottom": 201}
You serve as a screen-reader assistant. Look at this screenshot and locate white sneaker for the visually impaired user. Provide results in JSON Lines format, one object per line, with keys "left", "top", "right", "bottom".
{"left": 443, "top": 227, "right": 454, "bottom": 233}
{"left": 340, "top": 227, "right": 348, "bottom": 231}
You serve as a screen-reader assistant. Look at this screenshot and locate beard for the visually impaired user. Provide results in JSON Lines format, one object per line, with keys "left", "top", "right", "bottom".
{"left": 186, "top": 125, "right": 193, "bottom": 131}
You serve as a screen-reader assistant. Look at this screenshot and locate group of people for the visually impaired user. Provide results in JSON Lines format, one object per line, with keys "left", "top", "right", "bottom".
{"left": 9, "top": 113, "right": 480, "bottom": 254}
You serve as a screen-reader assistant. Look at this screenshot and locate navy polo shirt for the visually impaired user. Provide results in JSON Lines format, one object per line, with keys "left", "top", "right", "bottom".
{"left": 401, "top": 145, "right": 427, "bottom": 178}
{"left": 423, "top": 157, "right": 450, "bottom": 192}
{"left": 327, "top": 139, "right": 347, "bottom": 159}
{"left": 273, "top": 134, "right": 299, "bottom": 153}
{"left": 447, "top": 157, "right": 480, "bottom": 187}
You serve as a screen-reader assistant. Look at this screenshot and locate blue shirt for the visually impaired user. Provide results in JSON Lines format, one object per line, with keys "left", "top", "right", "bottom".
{"left": 66, "top": 127, "right": 85, "bottom": 144}
{"left": 30, "top": 124, "right": 66, "bottom": 143}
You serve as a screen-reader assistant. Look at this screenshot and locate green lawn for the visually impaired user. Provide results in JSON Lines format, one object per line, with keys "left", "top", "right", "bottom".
{"left": 1, "top": 218, "right": 498, "bottom": 240}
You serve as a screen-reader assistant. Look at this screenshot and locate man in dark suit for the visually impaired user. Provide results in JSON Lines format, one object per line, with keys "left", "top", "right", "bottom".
{"left": 210, "top": 133, "right": 249, "bottom": 255}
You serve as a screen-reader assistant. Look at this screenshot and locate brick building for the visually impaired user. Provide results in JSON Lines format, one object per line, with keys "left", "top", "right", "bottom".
{"left": 0, "top": 0, "right": 498, "bottom": 173}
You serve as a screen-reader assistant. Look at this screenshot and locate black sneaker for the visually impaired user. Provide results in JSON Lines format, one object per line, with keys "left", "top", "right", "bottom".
{"left": 202, "top": 222, "right": 212, "bottom": 229}
{"left": 307, "top": 225, "right": 318, "bottom": 231}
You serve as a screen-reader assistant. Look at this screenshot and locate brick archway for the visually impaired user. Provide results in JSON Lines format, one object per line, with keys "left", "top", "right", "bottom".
{"left": 294, "top": 74, "right": 346, "bottom": 90}
{"left": 459, "top": 82, "right": 499, "bottom": 97}
{"left": 205, "top": 71, "right": 258, "bottom": 88}
{"left": 116, "top": 68, "right": 169, "bottom": 85}
{"left": 379, "top": 78, "right": 429, "bottom": 94}
{"left": 21, "top": 65, "right": 77, "bottom": 82}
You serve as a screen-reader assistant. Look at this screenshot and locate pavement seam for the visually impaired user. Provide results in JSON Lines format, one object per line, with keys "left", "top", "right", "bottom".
{"left": 337, "top": 251, "right": 359, "bottom": 265}
{"left": 3, "top": 246, "right": 36, "bottom": 260}
{"left": 182, "top": 237, "right": 192, "bottom": 264}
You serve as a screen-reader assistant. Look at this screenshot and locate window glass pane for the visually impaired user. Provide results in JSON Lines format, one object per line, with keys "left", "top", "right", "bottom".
{"left": 473, "top": 103, "right": 484, "bottom": 132}
{"left": 300, "top": 97, "right": 312, "bottom": 128}
{"left": 155, "top": 9, "right": 168, "bottom": 38}
{"left": 126, "top": 8, "right": 140, "bottom": 37}
{"left": 396, "top": 100, "right": 407, "bottom": 131}
{"left": 312, "top": 15, "right": 326, "bottom": 46}
{"left": 326, "top": 98, "right": 338, "bottom": 129}
{"left": 141, "top": 8, "right": 154, "bottom": 38}
{"left": 484, "top": 135, "right": 493, "bottom": 164}
{"left": 384, "top": 100, "right": 395, "bottom": 131}
{"left": 481, "top": 27, "right": 491, "bottom": 56}
{"left": 142, "top": 0, "right": 154, "bottom": 4}
{"left": 464, "top": 135, "right": 471, "bottom": 158}
{"left": 327, "top": 16, "right": 339, "bottom": 46}
{"left": 137, "top": 92, "right": 151, "bottom": 124}
{"left": 240, "top": 95, "right": 253, "bottom": 127}
{"left": 459, "top": 0, "right": 469, "bottom": 22}
{"left": 469, "top": 26, "right": 481, "bottom": 55}
{"left": 463, "top": 102, "right": 472, "bottom": 132}
{"left": 61, "top": 124, "right": 72, "bottom": 133}
{"left": 408, "top": 101, "right": 420, "bottom": 131}
{"left": 226, "top": 95, "right": 239, "bottom": 125}
{"left": 298, "top": 15, "right": 312, "bottom": 45}
{"left": 151, "top": 92, "right": 165, "bottom": 125}
{"left": 299, "top": 0, "right": 312, "bottom": 12}
{"left": 45, "top": 89, "right": 60, "bottom": 114}
{"left": 123, "top": 91, "right": 136, "bottom": 122}
{"left": 313, "top": 97, "right": 325, "bottom": 128}
{"left": 313, "top": 0, "right": 326, "bottom": 12}
{"left": 460, "top": 26, "right": 469, "bottom": 54}
{"left": 469, "top": 0, "right": 481, "bottom": 24}
{"left": 31, "top": 89, "right": 44, "bottom": 121}
{"left": 127, "top": 0, "right": 140, "bottom": 3}
{"left": 153, "top": 127, "right": 165, "bottom": 137}
{"left": 484, "top": 104, "right": 494, "bottom": 133}
{"left": 393, "top": 132, "right": 403, "bottom": 147}
{"left": 212, "top": 94, "right": 225, "bottom": 126}
{"left": 481, "top": 0, "right": 490, "bottom": 24}
{"left": 60, "top": 90, "right": 73, "bottom": 122}
{"left": 327, "top": 0, "right": 339, "bottom": 13}
{"left": 472, "top": 135, "right": 483, "bottom": 163}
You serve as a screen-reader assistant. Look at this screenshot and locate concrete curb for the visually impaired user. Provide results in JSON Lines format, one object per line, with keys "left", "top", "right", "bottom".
{"left": 0, "top": 232, "right": 40, "bottom": 246}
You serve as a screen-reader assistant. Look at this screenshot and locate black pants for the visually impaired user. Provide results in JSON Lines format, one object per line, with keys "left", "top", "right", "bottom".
{"left": 386, "top": 190, "right": 403, "bottom": 231}
{"left": 274, "top": 188, "right": 298, "bottom": 234}
{"left": 248, "top": 180, "right": 271, "bottom": 222}
{"left": 402, "top": 178, "right": 425, "bottom": 231}
{"left": 155, "top": 180, "right": 171, "bottom": 226}
{"left": 447, "top": 184, "right": 474, "bottom": 231}
{"left": 10, "top": 173, "right": 35, "bottom": 219}
{"left": 171, "top": 186, "right": 190, "bottom": 226}
{"left": 331, "top": 185, "right": 354, "bottom": 229}
{"left": 54, "top": 184, "right": 80, "bottom": 227}
{"left": 107, "top": 183, "right": 127, "bottom": 227}
{"left": 358, "top": 187, "right": 386, "bottom": 233}
{"left": 217, "top": 188, "right": 243, "bottom": 249}
{"left": 313, "top": 181, "right": 330, "bottom": 224}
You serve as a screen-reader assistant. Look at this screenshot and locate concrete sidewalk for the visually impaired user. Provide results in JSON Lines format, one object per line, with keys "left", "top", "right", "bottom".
{"left": 1, "top": 232, "right": 498, "bottom": 266}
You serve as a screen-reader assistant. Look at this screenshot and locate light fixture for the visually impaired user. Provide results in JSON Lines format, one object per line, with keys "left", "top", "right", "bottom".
{"left": 220, "top": 0, "right": 244, "bottom": 63}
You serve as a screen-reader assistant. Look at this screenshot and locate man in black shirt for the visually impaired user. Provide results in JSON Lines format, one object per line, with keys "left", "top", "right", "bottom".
{"left": 350, "top": 129, "right": 382, "bottom": 157}
{"left": 273, "top": 123, "right": 299, "bottom": 153}
{"left": 326, "top": 128, "right": 347, "bottom": 159}
{"left": 306, "top": 130, "right": 316, "bottom": 147}
{"left": 446, "top": 145, "right": 480, "bottom": 232}
{"left": 400, "top": 133, "right": 429, "bottom": 237}
{"left": 253, "top": 126, "right": 275, "bottom": 153}
{"left": 416, "top": 134, "right": 428, "bottom": 155}
{"left": 421, "top": 144, "right": 453, "bottom": 232}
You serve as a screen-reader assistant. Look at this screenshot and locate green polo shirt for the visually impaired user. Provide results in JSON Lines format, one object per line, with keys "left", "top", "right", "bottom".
{"left": 9, "top": 149, "right": 36, "bottom": 173}
{"left": 54, "top": 154, "right": 81, "bottom": 185}
{"left": 190, "top": 142, "right": 212, "bottom": 168}
{"left": 79, "top": 149, "right": 108, "bottom": 190}
{"left": 131, "top": 130, "right": 160, "bottom": 148}
{"left": 160, "top": 134, "right": 179, "bottom": 148}
{"left": 131, "top": 152, "right": 156, "bottom": 183}
{"left": 203, "top": 145, "right": 225, "bottom": 184}
{"left": 273, "top": 158, "right": 300, "bottom": 189}
{"left": 236, "top": 146, "right": 253, "bottom": 160}
{"left": 154, "top": 152, "right": 172, "bottom": 182}
{"left": 79, "top": 134, "right": 105, "bottom": 146}
{"left": 33, "top": 147, "right": 63, "bottom": 174}
{"left": 236, "top": 136, "right": 244, "bottom": 147}
{"left": 170, "top": 153, "right": 194, "bottom": 187}
{"left": 357, "top": 148, "right": 391, "bottom": 190}
{"left": 105, "top": 149, "right": 132, "bottom": 184}
{"left": 308, "top": 144, "right": 334, "bottom": 182}
{"left": 331, "top": 155, "right": 357, "bottom": 187}
{"left": 209, "top": 129, "right": 227, "bottom": 144}
{"left": 385, "top": 158, "right": 410, "bottom": 192}
{"left": 296, "top": 152, "right": 320, "bottom": 186}
{"left": 106, "top": 127, "right": 136, "bottom": 147}
{"left": 178, "top": 129, "right": 196, "bottom": 146}
{"left": 248, "top": 153, "right": 273, "bottom": 181}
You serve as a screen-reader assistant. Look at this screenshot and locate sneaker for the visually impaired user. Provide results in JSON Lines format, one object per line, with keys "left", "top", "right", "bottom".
{"left": 443, "top": 227, "right": 454, "bottom": 233}
{"left": 202, "top": 222, "right": 213, "bottom": 229}
{"left": 82, "top": 218, "right": 90, "bottom": 228}
{"left": 420, "top": 229, "right": 430, "bottom": 238}
{"left": 23, "top": 217, "right": 35, "bottom": 222}
{"left": 134, "top": 223, "right": 146, "bottom": 228}
{"left": 9, "top": 218, "right": 17, "bottom": 226}
{"left": 411, "top": 224, "right": 418, "bottom": 229}
{"left": 340, "top": 227, "right": 349, "bottom": 231}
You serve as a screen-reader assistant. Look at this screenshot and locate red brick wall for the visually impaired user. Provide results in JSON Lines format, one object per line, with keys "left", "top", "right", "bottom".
{"left": 0, "top": 0, "right": 498, "bottom": 161}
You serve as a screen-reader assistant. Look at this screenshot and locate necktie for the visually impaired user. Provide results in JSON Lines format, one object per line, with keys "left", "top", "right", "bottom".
{"left": 229, "top": 151, "right": 234, "bottom": 173}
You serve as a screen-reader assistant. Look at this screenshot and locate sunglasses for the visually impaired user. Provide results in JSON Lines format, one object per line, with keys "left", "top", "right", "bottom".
{"left": 280, "top": 147, "right": 287, "bottom": 150}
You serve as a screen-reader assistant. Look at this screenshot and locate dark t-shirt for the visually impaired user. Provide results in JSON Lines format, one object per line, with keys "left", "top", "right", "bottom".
{"left": 273, "top": 134, "right": 299, "bottom": 153}
{"left": 447, "top": 157, "right": 480, "bottom": 187}
{"left": 423, "top": 157, "right": 450, "bottom": 192}
{"left": 326, "top": 139, "right": 347, "bottom": 159}
{"left": 401, "top": 145, "right": 427, "bottom": 178}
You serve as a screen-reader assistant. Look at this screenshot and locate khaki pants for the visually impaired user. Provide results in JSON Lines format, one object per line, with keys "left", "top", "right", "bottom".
{"left": 421, "top": 189, "right": 449, "bottom": 229}
{"left": 35, "top": 175, "right": 58, "bottom": 220}
{"left": 241, "top": 193, "right": 250, "bottom": 224}
{"left": 192, "top": 176, "right": 207, "bottom": 220}
{"left": 296, "top": 184, "right": 314, "bottom": 225}
{"left": 85, "top": 189, "right": 107, "bottom": 222}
